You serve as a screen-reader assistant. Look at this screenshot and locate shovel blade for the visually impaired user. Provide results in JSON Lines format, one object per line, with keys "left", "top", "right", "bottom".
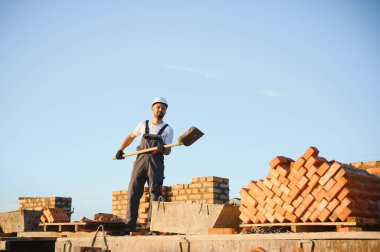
{"left": 178, "top": 127, "right": 204, "bottom": 146}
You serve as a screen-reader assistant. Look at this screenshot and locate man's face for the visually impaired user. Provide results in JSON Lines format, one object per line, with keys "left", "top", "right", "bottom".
{"left": 152, "top": 103, "right": 167, "bottom": 119}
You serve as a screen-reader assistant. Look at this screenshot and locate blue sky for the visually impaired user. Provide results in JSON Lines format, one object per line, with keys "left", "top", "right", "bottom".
{"left": 1, "top": 0, "right": 379, "bottom": 220}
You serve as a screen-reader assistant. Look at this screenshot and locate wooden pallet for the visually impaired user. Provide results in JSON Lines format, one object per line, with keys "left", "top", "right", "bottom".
{"left": 240, "top": 217, "right": 380, "bottom": 233}
{"left": 39, "top": 221, "right": 125, "bottom": 233}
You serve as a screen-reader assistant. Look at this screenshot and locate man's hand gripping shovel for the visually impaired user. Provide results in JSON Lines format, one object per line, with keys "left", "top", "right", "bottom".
{"left": 113, "top": 127, "right": 204, "bottom": 160}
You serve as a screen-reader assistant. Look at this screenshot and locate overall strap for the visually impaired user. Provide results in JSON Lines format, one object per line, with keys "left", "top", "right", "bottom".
{"left": 157, "top": 124, "right": 169, "bottom": 136}
{"left": 145, "top": 120, "right": 149, "bottom": 134}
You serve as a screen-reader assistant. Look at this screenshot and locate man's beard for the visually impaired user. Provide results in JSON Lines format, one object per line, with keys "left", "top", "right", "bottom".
{"left": 157, "top": 112, "right": 165, "bottom": 119}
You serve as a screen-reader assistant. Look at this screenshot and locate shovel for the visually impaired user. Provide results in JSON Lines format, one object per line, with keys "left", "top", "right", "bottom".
{"left": 113, "top": 127, "right": 204, "bottom": 160}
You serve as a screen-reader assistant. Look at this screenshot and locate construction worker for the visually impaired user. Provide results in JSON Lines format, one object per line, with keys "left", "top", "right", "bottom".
{"left": 115, "top": 97, "right": 174, "bottom": 233}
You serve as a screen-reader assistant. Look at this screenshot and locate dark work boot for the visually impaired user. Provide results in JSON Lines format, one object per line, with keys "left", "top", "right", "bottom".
{"left": 123, "top": 223, "right": 137, "bottom": 235}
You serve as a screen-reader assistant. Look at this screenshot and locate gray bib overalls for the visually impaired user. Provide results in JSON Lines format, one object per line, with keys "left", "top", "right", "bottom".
{"left": 126, "top": 120, "right": 168, "bottom": 228}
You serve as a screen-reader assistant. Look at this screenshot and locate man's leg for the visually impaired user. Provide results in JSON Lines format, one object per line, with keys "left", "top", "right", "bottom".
{"left": 126, "top": 158, "right": 147, "bottom": 230}
{"left": 146, "top": 161, "right": 164, "bottom": 228}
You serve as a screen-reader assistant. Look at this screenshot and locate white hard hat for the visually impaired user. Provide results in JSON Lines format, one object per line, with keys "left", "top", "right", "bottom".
{"left": 151, "top": 97, "right": 168, "bottom": 108}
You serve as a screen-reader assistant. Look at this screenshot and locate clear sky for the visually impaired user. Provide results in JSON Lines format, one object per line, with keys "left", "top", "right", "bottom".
{"left": 1, "top": 0, "right": 379, "bottom": 220}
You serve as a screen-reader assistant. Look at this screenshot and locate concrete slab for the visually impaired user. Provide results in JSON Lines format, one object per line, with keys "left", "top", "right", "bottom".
{"left": 150, "top": 202, "right": 241, "bottom": 234}
{"left": 0, "top": 210, "right": 42, "bottom": 233}
{"left": 55, "top": 232, "right": 380, "bottom": 252}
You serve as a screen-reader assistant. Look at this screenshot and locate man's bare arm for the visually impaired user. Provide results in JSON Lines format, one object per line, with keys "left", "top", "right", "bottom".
{"left": 119, "top": 133, "right": 136, "bottom": 151}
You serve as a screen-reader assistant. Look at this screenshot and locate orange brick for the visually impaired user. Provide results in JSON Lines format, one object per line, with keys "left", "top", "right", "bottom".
{"left": 241, "top": 198, "right": 258, "bottom": 217}
{"left": 288, "top": 180, "right": 297, "bottom": 189}
{"left": 242, "top": 206, "right": 259, "bottom": 224}
{"left": 270, "top": 177, "right": 281, "bottom": 188}
{"left": 251, "top": 191, "right": 266, "bottom": 206}
{"left": 337, "top": 227, "right": 363, "bottom": 232}
{"left": 240, "top": 188, "right": 258, "bottom": 208}
{"left": 289, "top": 187, "right": 301, "bottom": 199}
{"left": 292, "top": 195, "right": 304, "bottom": 209}
{"left": 239, "top": 208, "right": 252, "bottom": 224}
{"left": 327, "top": 198, "right": 340, "bottom": 212}
{"left": 305, "top": 165, "right": 318, "bottom": 179}
{"left": 265, "top": 197, "right": 276, "bottom": 209}
{"left": 40, "top": 215, "right": 47, "bottom": 224}
{"left": 338, "top": 206, "right": 352, "bottom": 221}
{"left": 325, "top": 177, "right": 348, "bottom": 201}
{"left": 256, "top": 204, "right": 267, "bottom": 216}
{"left": 301, "top": 174, "right": 320, "bottom": 198}
{"left": 203, "top": 193, "right": 219, "bottom": 199}
{"left": 281, "top": 193, "right": 293, "bottom": 205}
{"left": 296, "top": 176, "right": 309, "bottom": 190}
{"left": 329, "top": 205, "right": 344, "bottom": 222}
{"left": 206, "top": 176, "right": 225, "bottom": 182}
{"left": 263, "top": 179, "right": 273, "bottom": 190}
{"left": 293, "top": 248, "right": 305, "bottom": 252}
{"left": 268, "top": 168, "right": 280, "bottom": 179}
{"left": 257, "top": 180, "right": 274, "bottom": 198}
{"left": 264, "top": 210, "right": 276, "bottom": 223}
{"left": 311, "top": 184, "right": 323, "bottom": 197}
{"left": 285, "top": 211, "right": 298, "bottom": 222}
{"left": 287, "top": 168, "right": 298, "bottom": 181}
{"left": 309, "top": 208, "right": 320, "bottom": 222}
{"left": 295, "top": 203, "right": 307, "bottom": 217}
{"left": 272, "top": 195, "right": 284, "bottom": 207}
{"left": 316, "top": 199, "right": 329, "bottom": 212}
{"left": 274, "top": 211, "right": 285, "bottom": 222}
{"left": 283, "top": 202, "right": 295, "bottom": 213}
{"left": 302, "top": 146, "right": 319, "bottom": 160}
{"left": 304, "top": 186, "right": 319, "bottom": 201}
{"left": 300, "top": 210, "right": 312, "bottom": 222}
{"left": 290, "top": 161, "right": 295, "bottom": 170}
{"left": 208, "top": 228, "right": 236, "bottom": 234}
{"left": 276, "top": 165, "right": 290, "bottom": 177}
{"left": 295, "top": 167, "right": 307, "bottom": 180}
{"left": 264, "top": 202, "right": 275, "bottom": 215}
{"left": 294, "top": 157, "right": 306, "bottom": 170}
{"left": 278, "top": 175, "right": 290, "bottom": 186}
{"left": 275, "top": 204, "right": 286, "bottom": 216}
{"left": 248, "top": 181, "right": 266, "bottom": 200}
{"left": 256, "top": 211, "right": 267, "bottom": 223}
{"left": 250, "top": 247, "right": 267, "bottom": 252}
{"left": 316, "top": 162, "right": 330, "bottom": 177}
{"left": 319, "top": 162, "right": 342, "bottom": 186}
{"left": 304, "top": 156, "right": 326, "bottom": 169}
{"left": 318, "top": 208, "right": 331, "bottom": 222}
{"left": 340, "top": 197, "right": 353, "bottom": 208}
{"left": 270, "top": 156, "right": 290, "bottom": 169}
{"left": 189, "top": 194, "right": 202, "bottom": 200}
{"left": 315, "top": 189, "right": 327, "bottom": 202}
{"left": 280, "top": 184, "right": 291, "bottom": 196}
{"left": 337, "top": 188, "right": 349, "bottom": 201}
{"left": 333, "top": 168, "right": 346, "bottom": 181}
{"left": 308, "top": 200, "right": 319, "bottom": 213}
{"left": 324, "top": 178, "right": 336, "bottom": 191}
{"left": 271, "top": 185, "right": 283, "bottom": 197}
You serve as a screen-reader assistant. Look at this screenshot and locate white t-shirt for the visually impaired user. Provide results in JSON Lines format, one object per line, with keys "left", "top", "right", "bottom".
{"left": 132, "top": 121, "right": 174, "bottom": 144}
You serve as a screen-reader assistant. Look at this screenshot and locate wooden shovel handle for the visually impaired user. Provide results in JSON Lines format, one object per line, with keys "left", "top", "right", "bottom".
{"left": 113, "top": 142, "right": 183, "bottom": 160}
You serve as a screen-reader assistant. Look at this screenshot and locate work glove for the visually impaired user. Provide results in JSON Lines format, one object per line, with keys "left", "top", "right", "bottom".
{"left": 115, "top": 150, "right": 125, "bottom": 160}
{"left": 157, "top": 141, "right": 166, "bottom": 153}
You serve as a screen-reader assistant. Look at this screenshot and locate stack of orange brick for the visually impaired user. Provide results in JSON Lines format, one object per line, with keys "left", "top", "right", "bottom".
{"left": 239, "top": 147, "right": 380, "bottom": 224}
{"left": 171, "top": 176, "right": 229, "bottom": 204}
{"left": 40, "top": 208, "right": 70, "bottom": 223}
{"left": 19, "top": 197, "right": 72, "bottom": 213}
{"left": 349, "top": 161, "right": 380, "bottom": 177}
